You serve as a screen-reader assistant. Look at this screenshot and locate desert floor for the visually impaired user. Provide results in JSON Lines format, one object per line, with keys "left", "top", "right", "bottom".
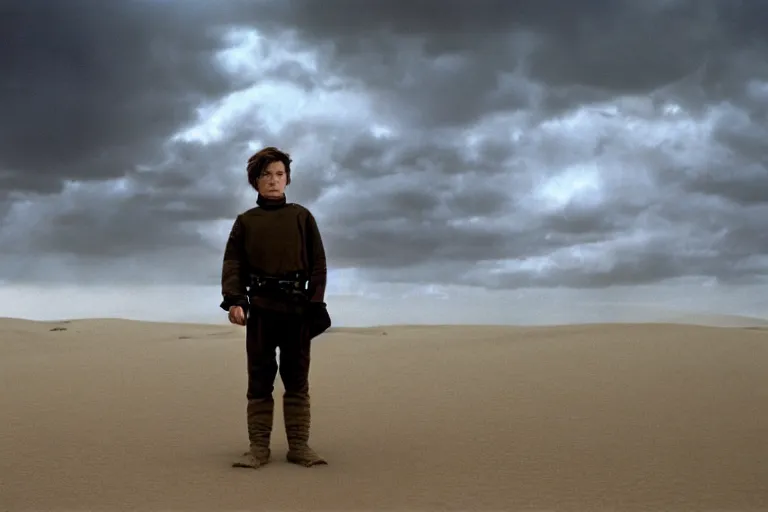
{"left": 1, "top": 317, "right": 766, "bottom": 510}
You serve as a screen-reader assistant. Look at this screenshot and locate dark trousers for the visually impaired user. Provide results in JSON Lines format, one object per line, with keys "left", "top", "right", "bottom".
{"left": 245, "top": 307, "right": 311, "bottom": 400}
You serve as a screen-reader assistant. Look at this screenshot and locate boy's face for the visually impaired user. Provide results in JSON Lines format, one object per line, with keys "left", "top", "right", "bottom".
{"left": 258, "top": 161, "right": 288, "bottom": 198}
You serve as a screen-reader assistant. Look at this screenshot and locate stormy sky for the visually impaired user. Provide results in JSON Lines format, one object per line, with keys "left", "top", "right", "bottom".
{"left": 2, "top": 0, "right": 767, "bottom": 325}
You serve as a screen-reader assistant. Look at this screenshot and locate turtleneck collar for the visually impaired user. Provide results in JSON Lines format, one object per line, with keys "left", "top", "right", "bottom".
{"left": 256, "top": 193, "right": 287, "bottom": 209}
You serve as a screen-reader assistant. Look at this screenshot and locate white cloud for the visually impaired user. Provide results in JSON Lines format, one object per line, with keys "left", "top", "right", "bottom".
{"left": 534, "top": 163, "right": 604, "bottom": 211}
{"left": 216, "top": 28, "right": 321, "bottom": 78}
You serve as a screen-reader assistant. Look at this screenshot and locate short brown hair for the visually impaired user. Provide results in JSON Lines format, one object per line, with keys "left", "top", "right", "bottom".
{"left": 246, "top": 146, "right": 292, "bottom": 191}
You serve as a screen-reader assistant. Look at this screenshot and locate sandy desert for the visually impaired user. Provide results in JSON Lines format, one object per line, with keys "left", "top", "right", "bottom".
{"left": 1, "top": 316, "right": 767, "bottom": 510}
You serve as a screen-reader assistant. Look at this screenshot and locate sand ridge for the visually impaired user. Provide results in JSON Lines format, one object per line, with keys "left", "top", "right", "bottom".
{"left": 1, "top": 317, "right": 767, "bottom": 510}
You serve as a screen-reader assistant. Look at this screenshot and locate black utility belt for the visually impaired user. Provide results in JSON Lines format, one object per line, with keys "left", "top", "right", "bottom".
{"left": 248, "top": 273, "right": 308, "bottom": 297}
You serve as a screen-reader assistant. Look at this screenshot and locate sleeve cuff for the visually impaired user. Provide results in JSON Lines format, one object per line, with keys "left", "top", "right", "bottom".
{"left": 220, "top": 294, "right": 249, "bottom": 312}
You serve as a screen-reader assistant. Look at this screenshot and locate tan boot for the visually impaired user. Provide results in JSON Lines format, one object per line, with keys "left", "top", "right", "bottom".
{"left": 283, "top": 392, "right": 327, "bottom": 467}
{"left": 232, "top": 397, "right": 273, "bottom": 469}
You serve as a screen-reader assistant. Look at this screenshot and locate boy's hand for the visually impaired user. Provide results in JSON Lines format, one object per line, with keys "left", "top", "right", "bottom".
{"left": 228, "top": 305, "right": 246, "bottom": 326}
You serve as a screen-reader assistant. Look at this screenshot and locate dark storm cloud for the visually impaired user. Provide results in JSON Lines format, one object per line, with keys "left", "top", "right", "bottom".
{"left": 0, "top": 0, "right": 309, "bottom": 284}
{"left": 318, "top": 137, "right": 643, "bottom": 272}
{"left": 686, "top": 109, "right": 768, "bottom": 206}
{"left": 2, "top": 0, "right": 767, "bottom": 291}
{"left": 4, "top": 131, "right": 253, "bottom": 257}
{"left": 259, "top": 0, "right": 768, "bottom": 121}
{"left": 238, "top": 0, "right": 768, "bottom": 288}
{"left": 324, "top": 129, "right": 512, "bottom": 180}
{"left": 0, "top": 0, "right": 234, "bottom": 193}
{"left": 304, "top": 104, "right": 766, "bottom": 287}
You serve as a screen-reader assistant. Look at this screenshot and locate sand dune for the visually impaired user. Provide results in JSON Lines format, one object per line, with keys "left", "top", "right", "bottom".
{"left": 1, "top": 316, "right": 766, "bottom": 510}
{"left": 641, "top": 312, "right": 768, "bottom": 328}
